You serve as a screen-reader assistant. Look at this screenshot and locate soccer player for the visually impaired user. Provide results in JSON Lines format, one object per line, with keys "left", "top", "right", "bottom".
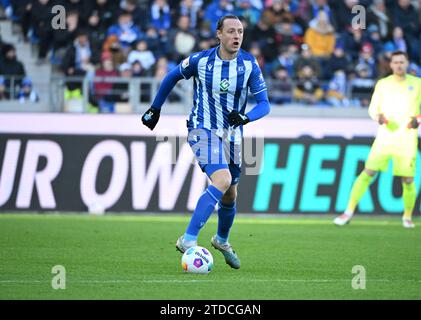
{"left": 334, "top": 51, "right": 421, "bottom": 228}
{"left": 141, "top": 15, "right": 270, "bottom": 268}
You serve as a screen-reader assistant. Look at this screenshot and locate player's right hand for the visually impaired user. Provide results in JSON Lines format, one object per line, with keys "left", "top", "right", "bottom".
{"left": 228, "top": 111, "right": 250, "bottom": 128}
{"left": 141, "top": 107, "right": 161, "bottom": 130}
{"left": 378, "top": 114, "right": 388, "bottom": 125}
{"left": 407, "top": 115, "right": 421, "bottom": 129}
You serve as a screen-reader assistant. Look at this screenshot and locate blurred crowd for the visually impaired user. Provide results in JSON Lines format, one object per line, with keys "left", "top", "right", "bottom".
{"left": 1, "top": 0, "right": 421, "bottom": 109}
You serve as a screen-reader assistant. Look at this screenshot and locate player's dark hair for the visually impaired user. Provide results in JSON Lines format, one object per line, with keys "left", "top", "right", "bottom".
{"left": 390, "top": 50, "right": 408, "bottom": 60}
{"left": 216, "top": 15, "right": 241, "bottom": 31}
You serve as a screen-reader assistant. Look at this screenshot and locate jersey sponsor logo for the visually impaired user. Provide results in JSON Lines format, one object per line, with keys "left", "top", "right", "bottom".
{"left": 220, "top": 79, "right": 230, "bottom": 91}
{"left": 207, "top": 63, "right": 213, "bottom": 71}
{"left": 182, "top": 58, "right": 190, "bottom": 69}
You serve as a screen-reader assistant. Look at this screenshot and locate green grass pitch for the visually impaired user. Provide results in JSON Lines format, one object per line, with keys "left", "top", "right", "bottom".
{"left": 0, "top": 214, "right": 420, "bottom": 300}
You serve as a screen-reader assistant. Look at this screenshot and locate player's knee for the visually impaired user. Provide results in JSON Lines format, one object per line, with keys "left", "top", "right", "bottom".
{"left": 222, "top": 188, "right": 237, "bottom": 204}
{"left": 212, "top": 173, "right": 232, "bottom": 193}
{"left": 218, "top": 177, "right": 232, "bottom": 193}
{"left": 364, "top": 168, "right": 377, "bottom": 177}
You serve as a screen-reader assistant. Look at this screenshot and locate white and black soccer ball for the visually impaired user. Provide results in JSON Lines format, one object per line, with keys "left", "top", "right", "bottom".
{"left": 181, "top": 246, "right": 214, "bottom": 274}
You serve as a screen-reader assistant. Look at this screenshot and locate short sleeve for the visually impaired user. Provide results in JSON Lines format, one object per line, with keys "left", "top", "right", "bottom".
{"left": 248, "top": 59, "right": 267, "bottom": 95}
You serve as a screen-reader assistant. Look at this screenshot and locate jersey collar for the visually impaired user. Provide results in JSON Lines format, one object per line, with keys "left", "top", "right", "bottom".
{"left": 216, "top": 45, "right": 239, "bottom": 62}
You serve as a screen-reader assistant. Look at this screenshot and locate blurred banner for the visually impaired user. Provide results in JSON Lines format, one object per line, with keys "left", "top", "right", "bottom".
{"left": 1, "top": 113, "right": 420, "bottom": 214}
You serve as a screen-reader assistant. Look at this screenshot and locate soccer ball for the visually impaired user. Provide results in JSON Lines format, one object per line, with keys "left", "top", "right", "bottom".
{"left": 181, "top": 246, "right": 213, "bottom": 274}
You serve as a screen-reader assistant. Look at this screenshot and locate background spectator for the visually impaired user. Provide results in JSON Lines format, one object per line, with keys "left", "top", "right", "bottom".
{"left": 178, "top": 0, "right": 204, "bottom": 29}
{"left": 384, "top": 26, "right": 408, "bottom": 54}
{"left": 234, "top": 0, "right": 262, "bottom": 26}
{"left": 30, "top": 0, "right": 54, "bottom": 63}
{"left": 93, "top": 51, "right": 118, "bottom": 111}
{"left": 127, "top": 40, "right": 156, "bottom": 74}
{"left": 304, "top": 10, "right": 335, "bottom": 58}
{"left": 273, "top": 45, "right": 297, "bottom": 77}
{"left": 357, "top": 42, "right": 377, "bottom": 79}
{"left": 293, "top": 44, "right": 322, "bottom": 79}
{"left": 0, "top": 44, "right": 26, "bottom": 92}
{"left": 61, "top": 30, "right": 99, "bottom": 98}
{"left": 366, "top": 0, "right": 392, "bottom": 40}
{"left": 269, "top": 65, "right": 293, "bottom": 104}
{"left": 0, "top": 75, "right": 9, "bottom": 100}
{"left": 51, "top": 10, "right": 80, "bottom": 64}
{"left": 350, "top": 63, "right": 376, "bottom": 107}
{"left": 340, "top": 25, "right": 366, "bottom": 61}
{"left": 102, "top": 35, "right": 127, "bottom": 68}
{"left": 120, "top": 0, "right": 148, "bottom": 31}
{"left": 204, "top": 0, "right": 234, "bottom": 34}
{"left": 17, "top": 77, "right": 39, "bottom": 103}
{"left": 326, "top": 43, "right": 350, "bottom": 79}
{"left": 293, "top": 65, "right": 324, "bottom": 105}
{"left": 106, "top": 11, "right": 144, "bottom": 51}
{"left": 331, "top": 0, "right": 361, "bottom": 32}
{"left": 326, "top": 69, "right": 350, "bottom": 107}
{"left": 249, "top": 11, "right": 280, "bottom": 66}
{"left": 150, "top": 0, "right": 171, "bottom": 37}
{"left": 167, "top": 15, "right": 198, "bottom": 63}
{"left": 82, "top": 0, "right": 118, "bottom": 54}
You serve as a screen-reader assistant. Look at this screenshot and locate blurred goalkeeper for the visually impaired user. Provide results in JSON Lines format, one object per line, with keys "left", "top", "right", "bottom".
{"left": 334, "top": 51, "right": 421, "bottom": 228}
{"left": 141, "top": 15, "right": 270, "bottom": 268}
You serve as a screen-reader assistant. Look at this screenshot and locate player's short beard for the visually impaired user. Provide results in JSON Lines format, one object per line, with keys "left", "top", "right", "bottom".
{"left": 222, "top": 43, "right": 238, "bottom": 55}
{"left": 226, "top": 47, "right": 238, "bottom": 54}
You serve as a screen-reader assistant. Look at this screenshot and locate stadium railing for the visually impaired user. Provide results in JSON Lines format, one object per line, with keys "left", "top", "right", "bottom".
{"left": 0, "top": 75, "right": 373, "bottom": 117}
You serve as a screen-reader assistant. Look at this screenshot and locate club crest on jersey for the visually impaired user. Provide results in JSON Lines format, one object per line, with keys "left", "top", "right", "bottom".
{"left": 220, "top": 79, "right": 230, "bottom": 91}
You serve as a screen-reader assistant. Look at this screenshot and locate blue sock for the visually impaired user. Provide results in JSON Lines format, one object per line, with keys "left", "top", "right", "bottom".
{"left": 184, "top": 185, "right": 224, "bottom": 241}
{"left": 217, "top": 202, "right": 236, "bottom": 243}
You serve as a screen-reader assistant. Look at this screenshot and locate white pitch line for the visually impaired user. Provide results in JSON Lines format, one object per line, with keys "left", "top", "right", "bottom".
{"left": 0, "top": 214, "right": 409, "bottom": 227}
{"left": 1, "top": 279, "right": 421, "bottom": 284}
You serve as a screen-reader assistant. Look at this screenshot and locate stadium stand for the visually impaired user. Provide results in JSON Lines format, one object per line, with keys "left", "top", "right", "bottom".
{"left": 0, "top": 0, "right": 420, "bottom": 113}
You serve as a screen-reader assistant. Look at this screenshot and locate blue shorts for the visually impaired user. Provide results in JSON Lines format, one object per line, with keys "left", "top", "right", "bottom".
{"left": 187, "top": 128, "right": 242, "bottom": 185}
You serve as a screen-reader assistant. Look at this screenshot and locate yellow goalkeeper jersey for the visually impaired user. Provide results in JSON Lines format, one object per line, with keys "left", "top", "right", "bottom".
{"left": 368, "top": 74, "right": 421, "bottom": 157}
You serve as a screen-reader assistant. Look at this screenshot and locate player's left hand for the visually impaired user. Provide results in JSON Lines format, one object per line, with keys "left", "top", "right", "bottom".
{"left": 228, "top": 111, "right": 250, "bottom": 128}
{"left": 141, "top": 107, "right": 161, "bottom": 130}
{"left": 407, "top": 115, "right": 421, "bottom": 129}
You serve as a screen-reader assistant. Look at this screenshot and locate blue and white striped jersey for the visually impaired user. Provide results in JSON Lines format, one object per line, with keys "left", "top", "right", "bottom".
{"left": 179, "top": 46, "right": 267, "bottom": 133}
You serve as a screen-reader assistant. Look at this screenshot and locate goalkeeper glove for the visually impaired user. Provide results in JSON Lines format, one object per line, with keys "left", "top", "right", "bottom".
{"left": 378, "top": 114, "right": 388, "bottom": 125}
{"left": 228, "top": 111, "right": 250, "bottom": 128}
{"left": 141, "top": 107, "right": 160, "bottom": 130}
{"left": 407, "top": 115, "right": 421, "bottom": 129}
